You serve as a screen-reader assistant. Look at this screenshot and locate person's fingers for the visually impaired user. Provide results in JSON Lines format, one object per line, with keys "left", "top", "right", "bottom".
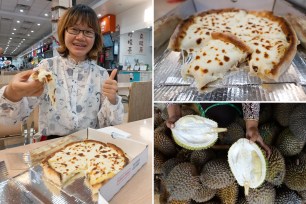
{"left": 256, "top": 138, "right": 272, "bottom": 158}
{"left": 19, "top": 70, "right": 35, "bottom": 81}
{"left": 32, "top": 87, "right": 44, "bottom": 96}
{"left": 109, "top": 69, "right": 117, "bottom": 80}
{"left": 103, "top": 83, "right": 117, "bottom": 90}
{"left": 166, "top": 120, "right": 175, "bottom": 129}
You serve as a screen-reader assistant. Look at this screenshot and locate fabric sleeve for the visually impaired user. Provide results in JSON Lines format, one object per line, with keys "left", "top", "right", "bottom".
{"left": 97, "top": 70, "right": 124, "bottom": 127}
{"left": 242, "top": 103, "right": 260, "bottom": 121}
{"left": 0, "top": 86, "right": 42, "bottom": 125}
{"left": 0, "top": 59, "right": 50, "bottom": 125}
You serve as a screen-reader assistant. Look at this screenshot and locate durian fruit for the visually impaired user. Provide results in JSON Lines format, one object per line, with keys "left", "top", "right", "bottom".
{"left": 154, "top": 175, "right": 161, "bottom": 194}
{"left": 176, "top": 148, "right": 192, "bottom": 162}
{"left": 228, "top": 138, "right": 267, "bottom": 195}
{"left": 273, "top": 103, "right": 297, "bottom": 127}
{"left": 275, "top": 188, "right": 302, "bottom": 204}
{"left": 190, "top": 149, "right": 216, "bottom": 170}
{"left": 181, "top": 105, "right": 198, "bottom": 117}
{"left": 297, "top": 190, "right": 306, "bottom": 203}
{"left": 154, "top": 149, "right": 167, "bottom": 174}
{"left": 216, "top": 182, "right": 239, "bottom": 204}
{"left": 193, "top": 183, "right": 216, "bottom": 203}
{"left": 289, "top": 104, "right": 306, "bottom": 142}
{"left": 246, "top": 182, "right": 276, "bottom": 204}
{"left": 237, "top": 197, "right": 248, "bottom": 204}
{"left": 234, "top": 116, "right": 246, "bottom": 130}
{"left": 154, "top": 107, "right": 164, "bottom": 129}
{"left": 259, "top": 122, "right": 280, "bottom": 145}
{"left": 161, "top": 107, "right": 169, "bottom": 121}
{"left": 171, "top": 115, "right": 226, "bottom": 150}
{"left": 284, "top": 153, "right": 306, "bottom": 191}
{"left": 168, "top": 200, "right": 192, "bottom": 204}
{"left": 160, "top": 158, "right": 182, "bottom": 180}
{"left": 218, "top": 122, "right": 245, "bottom": 145}
{"left": 276, "top": 128, "right": 305, "bottom": 156}
{"left": 165, "top": 162, "right": 201, "bottom": 201}
{"left": 200, "top": 159, "right": 235, "bottom": 189}
{"left": 154, "top": 126, "right": 178, "bottom": 157}
{"left": 259, "top": 103, "right": 272, "bottom": 125}
{"left": 266, "top": 146, "right": 286, "bottom": 186}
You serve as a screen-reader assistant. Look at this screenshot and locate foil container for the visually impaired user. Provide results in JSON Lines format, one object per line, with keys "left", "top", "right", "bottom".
{"left": 0, "top": 179, "right": 42, "bottom": 204}
{"left": 154, "top": 48, "right": 306, "bottom": 101}
{"left": 12, "top": 165, "right": 92, "bottom": 204}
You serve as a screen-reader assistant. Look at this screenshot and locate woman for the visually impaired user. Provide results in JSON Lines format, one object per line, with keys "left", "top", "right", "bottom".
{"left": 0, "top": 5, "right": 124, "bottom": 138}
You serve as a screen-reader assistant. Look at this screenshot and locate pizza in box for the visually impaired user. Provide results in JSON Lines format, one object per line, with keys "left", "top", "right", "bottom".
{"left": 41, "top": 140, "right": 129, "bottom": 197}
{"left": 168, "top": 8, "right": 298, "bottom": 91}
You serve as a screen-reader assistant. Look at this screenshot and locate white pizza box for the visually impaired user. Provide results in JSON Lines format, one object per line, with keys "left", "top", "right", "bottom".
{"left": 29, "top": 127, "right": 148, "bottom": 202}
{"left": 80, "top": 128, "right": 149, "bottom": 202}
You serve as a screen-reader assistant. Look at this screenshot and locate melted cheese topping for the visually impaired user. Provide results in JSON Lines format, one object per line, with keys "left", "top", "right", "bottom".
{"left": 175, "top": 10, "right": 291, "bottom": 84}
{"left": 182, "top": 39, "right": 249, "bottom": 90}
{"left": 47, "top": 141, "right": 127, "bottom": 186}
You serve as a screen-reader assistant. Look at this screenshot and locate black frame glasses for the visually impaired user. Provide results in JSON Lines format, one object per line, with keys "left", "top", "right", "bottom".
{"left": 66, "top": 27, "right": 96, "bottom": 38}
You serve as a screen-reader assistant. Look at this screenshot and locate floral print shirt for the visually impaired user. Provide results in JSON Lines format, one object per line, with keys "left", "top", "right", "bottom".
{"left": 242, "top": 103, "right": 260, "bottom": 121}
{"left": 0, "top": 56, "right": 124, "bottom": 136}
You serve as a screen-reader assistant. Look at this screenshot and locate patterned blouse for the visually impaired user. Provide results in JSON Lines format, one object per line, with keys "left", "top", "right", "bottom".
{"left": 0, "top": 56, "right": 124, "bottom": 136}
{"left": 242, "top": 103, "right": 260, "bottom": 121}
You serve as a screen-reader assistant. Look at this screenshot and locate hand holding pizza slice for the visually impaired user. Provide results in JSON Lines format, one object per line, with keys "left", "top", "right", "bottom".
{"left": 30, "top": 68, "right": 56, "bottom": 107}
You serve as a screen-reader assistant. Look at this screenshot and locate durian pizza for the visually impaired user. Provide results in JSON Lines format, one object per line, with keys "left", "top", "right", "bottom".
{"left": 168, "top": 8, "right": 298, "bottom": 90}
{"left": 30, "top": 68, "right": 56, "bottom": 107}
{"left": 41, "top": 140, "right": 129, "bottom": 194}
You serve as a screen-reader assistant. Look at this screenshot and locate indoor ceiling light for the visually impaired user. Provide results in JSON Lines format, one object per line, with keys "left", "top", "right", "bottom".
{"left": 13, "top": 28, "right": 16, "bottom": 30}
{"left": 44, "top": 13, "right": 48, "bottom": 17}
{"left": 20, "top": 9, "right": 24, "bottom": 12}
{"left": 97, "top": 14, "right": 101, "bottom": 17}
{"left": 31, "top": 30, "right": 34, "bottom": 33}
{"left": 17, "top": 20, "right": 20, "bottom": 23}
{"left": 12, "top": 33, "right": 14, "bottom": 34}
{"left": 37, "top": 23, "right": 40, "bottom": 26}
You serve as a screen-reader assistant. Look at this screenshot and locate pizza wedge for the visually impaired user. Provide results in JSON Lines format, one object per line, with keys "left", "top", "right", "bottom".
{"left": 31, "top": 68, "right": 56, "bottom": 107}
{"left": 182, "top": 32, "right": 252, "bottom": 90}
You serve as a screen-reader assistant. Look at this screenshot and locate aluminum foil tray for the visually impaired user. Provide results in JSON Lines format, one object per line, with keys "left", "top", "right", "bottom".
{"left": 154, "top": 49, "right": 306, "bottom": 101}
{"left": 0, "top": 179, "right": 42, "bottom": 204}
{"left": 10, "top": 165, "right": 97, "bottom": 204}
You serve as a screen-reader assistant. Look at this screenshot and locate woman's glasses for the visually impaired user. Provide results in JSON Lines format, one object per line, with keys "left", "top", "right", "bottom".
{"left": 66, "top": 27, "right": 95, "bottom": 38}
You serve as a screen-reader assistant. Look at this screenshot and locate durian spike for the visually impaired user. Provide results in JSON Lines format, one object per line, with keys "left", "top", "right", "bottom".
{"left": 244, "top": 182, "right": 250, "bottom": 196}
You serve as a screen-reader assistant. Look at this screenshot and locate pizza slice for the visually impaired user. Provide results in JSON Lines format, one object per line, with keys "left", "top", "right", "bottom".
{"left": 31, "top": 68, "right": 56, "bottom": 107}
{"left": 182, "top": 32, "right": 252, "bottom": 91}
{"left": 86, "top": 142, "right": 129, "bottom": 194}
{"left": 42, "top": 142, "right": 88, "bottom": 185}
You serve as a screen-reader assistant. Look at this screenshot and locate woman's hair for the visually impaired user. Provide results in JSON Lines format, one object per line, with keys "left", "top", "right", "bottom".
{"left": 57, "top": 4, "right": 102, "bottom": 60}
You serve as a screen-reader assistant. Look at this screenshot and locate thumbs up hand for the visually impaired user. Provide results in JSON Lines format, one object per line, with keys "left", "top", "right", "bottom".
{"left": 102, "top": 69, "right": 118, "bottom": 105}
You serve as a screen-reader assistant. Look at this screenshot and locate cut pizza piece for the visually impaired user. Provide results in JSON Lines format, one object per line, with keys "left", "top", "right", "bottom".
{"left": 86, "top": 142, "right": 129, "bottom": 193}
{"left": 42, "top": 142, "right": 88, "bottom": 185}
{"left": 31, "top": 68, "right": 56, "bottom": 107}
{"left": 42, "top": 140, "right": 129, "bottom": 196}
{"left": 182, "top": 32, "right": 252, "bottom": 91}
